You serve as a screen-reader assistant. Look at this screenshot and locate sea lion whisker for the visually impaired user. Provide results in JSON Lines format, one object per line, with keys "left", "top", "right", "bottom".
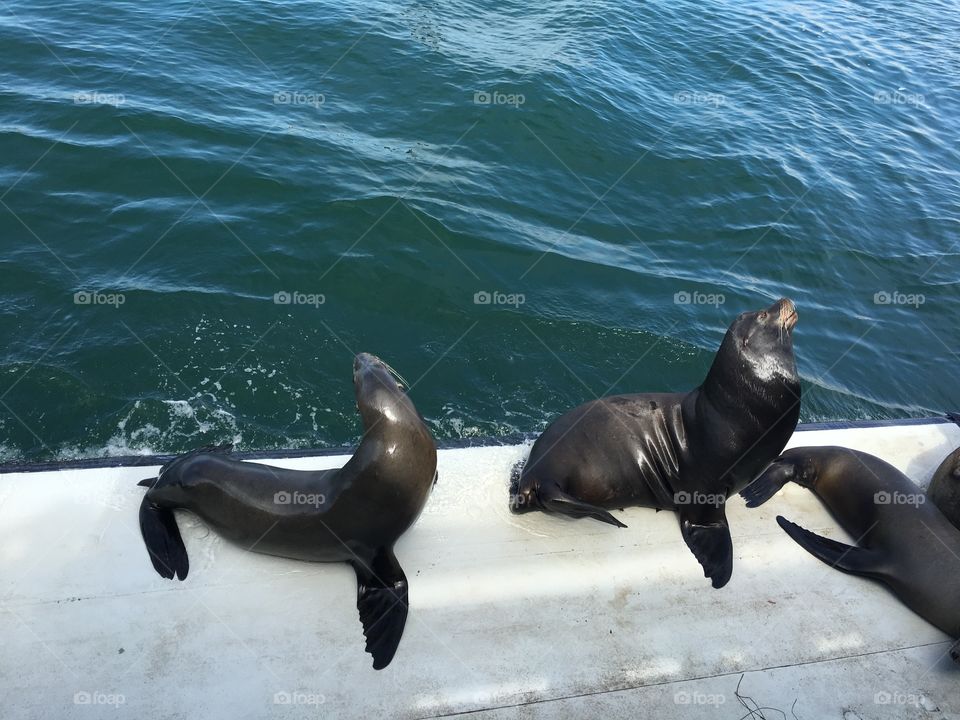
{"left": 380, "top": 359, "right": 410, "bottom": 391}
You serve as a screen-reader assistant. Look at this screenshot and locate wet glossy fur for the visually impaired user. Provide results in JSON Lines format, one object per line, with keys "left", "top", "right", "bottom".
{"left": 511, "top": 299, "right": 801, "bottom": 588}
{"left": 138, "top": 353, "right": 437, "bottom": 669}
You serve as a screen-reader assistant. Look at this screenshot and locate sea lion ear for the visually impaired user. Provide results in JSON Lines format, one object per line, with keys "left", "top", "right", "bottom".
{"left": 739, "top": 460, "right": 796, "bottom": 508}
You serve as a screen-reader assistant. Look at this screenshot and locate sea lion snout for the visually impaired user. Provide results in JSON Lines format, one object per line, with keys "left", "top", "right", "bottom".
{"left": 773, "top": 298, "right": 798, "bottom": 331}
{"left": 353, "top": 352, "right": 408, "bottom": 393}
{"left": 509, "top": 487, "right": 539, "bottom": 514}
{"left": 353, "top": 352, "right": 395, "bottom": 394}
{"left": 354, "top": 352, "right": 384, "bottom": 373}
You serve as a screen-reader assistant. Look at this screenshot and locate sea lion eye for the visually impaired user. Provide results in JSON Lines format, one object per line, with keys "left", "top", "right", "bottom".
{"left": 759, "top": 311, "right": 768, "bottom": 320}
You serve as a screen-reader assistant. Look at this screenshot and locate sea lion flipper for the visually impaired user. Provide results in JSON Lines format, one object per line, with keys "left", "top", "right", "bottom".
{"left": 678, "top": 506, "right": 733, "bottom": 589}
{"left": 138, "top": 497, "right": 189, "bottom": 581}
{"left": 353, "top": 549, "right": 409, "bottom": 670}
{"left": 539, "top": 485, "right": 628, "bottom": 528}
{"left": 740, "top": 460, "right": 796, "bottom": 508}
{"left": 776, "top": 516, "right": 884, "bottom": 578}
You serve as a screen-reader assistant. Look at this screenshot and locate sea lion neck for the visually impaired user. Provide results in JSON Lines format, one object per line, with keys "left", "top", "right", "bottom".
{"left": 356, "top": 386, "right": 423, "bottom": 438}
{"left": 697, "top": 328, "right": 744, "bottom": 409}
{"left": 353, "top": 356, "right": 418, "bottom": 435}
{"left": 698, "top": 321, "right": 798, "bottom": 418}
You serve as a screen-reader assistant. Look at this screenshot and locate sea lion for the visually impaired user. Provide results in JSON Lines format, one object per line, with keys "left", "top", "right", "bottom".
{"left": 741, "top": 446, "right": 960, "bottom": 662}
{"left": 137, "top": 352, "right": 437, "bottom": 670}
{"left": 510, "top": 298, "right": 800, "bottom": 588}
{"left": 928, "top": 446, "right": 960, "bottom": 529}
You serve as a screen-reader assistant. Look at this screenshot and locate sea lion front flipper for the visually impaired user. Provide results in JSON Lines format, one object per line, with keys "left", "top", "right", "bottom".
{"left": 539, "top": 484, "right": 628, "bottom": 528}
{"left": 740, "top": 459, "right": 796, "bottom": 508}
{"left": 678, "top": 504, "right": 733, "bottom": 589}
{"left": 138, "top": 497, "right": 189, "bottom": 581}
{"left": 353, "top": 548, "right": 409, "bottom": 670}
{"left": 776, "top": 516, "right": 885, "bottom": 578}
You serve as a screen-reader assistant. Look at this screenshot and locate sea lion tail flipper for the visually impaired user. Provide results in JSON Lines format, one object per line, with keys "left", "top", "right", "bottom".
{"left": 740, "top": 460, "right": 796, "bottom": 508}
{"left": 138, "top": 496, "right": 189, "bottom": 581}
{"left": 678, "top": 506, "right": 733, "bottom": 589}
{"left": 540, "top": 485, "right": 627, "bottom": 528}
{"left": 353, "top": 549, "right": 409, "bottom": 670}
{"left": 776, "top": 516, "right": 884, "bottom": 578}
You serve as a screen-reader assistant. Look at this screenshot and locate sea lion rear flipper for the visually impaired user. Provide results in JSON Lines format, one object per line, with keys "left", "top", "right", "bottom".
{"left": 540, "top": 485, "right": 628, "bottom": 528}
{"left": 138, "top": 497, "right": 189, "bottom": 581}
{"left": 353, "top": 548, "right": 409, "bottom": 670}
{"left": 678, "top": 505, "right": 733, "bottom": 589}
{"left": 776, "top": 516, "right": 885, "bottom": 578}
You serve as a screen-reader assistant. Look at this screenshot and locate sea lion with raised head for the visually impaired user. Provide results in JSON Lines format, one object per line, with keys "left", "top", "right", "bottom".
{"left": 510, "top": 298, "right": 800, "bottom": 588}
{"left": 138, "top": 352, "right": 437, "bottom": 670}
{"left": 741, "top": 446, "right": 960, "bottom": 662}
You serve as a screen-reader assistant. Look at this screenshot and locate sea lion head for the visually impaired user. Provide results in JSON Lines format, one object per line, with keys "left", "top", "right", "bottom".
{"left": 928, "top": 447, "right": 960, "bottom": 530}
{"left": 699, "top": 299, "right": 801, "bottom": 483}
{"left": 710, "top": 297, "right": 799, "bottom": 391}
{"left": 143, "top": 451, "right": 219, "bottom": 506}
{"left": 509, "top": 459, "right": 539, "bottom": 514}
{"left": 353, "top": 352, "right": 419, "bottom": 431}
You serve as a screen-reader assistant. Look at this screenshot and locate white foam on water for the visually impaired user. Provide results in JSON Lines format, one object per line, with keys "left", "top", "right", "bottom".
{"left": 48, "top": 395, "right": 245, "bottom": 460}
{"left": 0, "top": 441, "right": 23, "bottom": 463}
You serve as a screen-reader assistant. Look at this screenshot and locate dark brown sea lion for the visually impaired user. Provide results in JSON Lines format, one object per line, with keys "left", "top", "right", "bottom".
{"left": 741, "top": 445, "right": 960, "bottom": 663}
{"left": 137, "top": 352, "right": 437, "bottom": 669}
{"left": 510, "top": 298, "right": 800, "bottom": 588}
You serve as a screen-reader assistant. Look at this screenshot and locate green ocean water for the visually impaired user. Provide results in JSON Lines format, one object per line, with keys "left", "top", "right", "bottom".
{"left": 0, "top": 0, "right": 957, "bottom": 462}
